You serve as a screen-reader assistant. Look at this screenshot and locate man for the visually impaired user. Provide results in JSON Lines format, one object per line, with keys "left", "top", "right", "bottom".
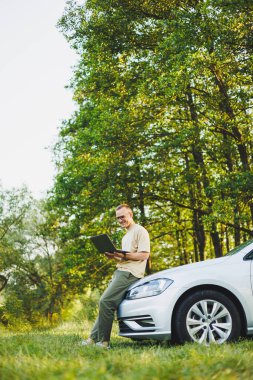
{"left": 82, "top": 204, "right": 150, "bottom": 349}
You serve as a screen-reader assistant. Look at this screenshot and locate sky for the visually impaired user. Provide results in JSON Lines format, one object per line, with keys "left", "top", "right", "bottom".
{"left": 0, "top": 0, "right": 79, "bottom": 198}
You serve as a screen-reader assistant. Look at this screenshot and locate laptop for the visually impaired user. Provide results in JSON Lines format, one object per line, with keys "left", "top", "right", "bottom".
{"left": 90, "top": 234, "right": 127, "bottom": 254}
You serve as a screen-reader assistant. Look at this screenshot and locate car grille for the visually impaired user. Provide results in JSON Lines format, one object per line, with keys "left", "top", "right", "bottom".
{"left": 118, "top": 315, "right": 156, "bottom": 333}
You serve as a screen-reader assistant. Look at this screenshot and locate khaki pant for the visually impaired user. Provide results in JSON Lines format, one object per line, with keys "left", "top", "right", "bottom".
{"left": 90, "top": 270, "right": 138, "bottom": 342}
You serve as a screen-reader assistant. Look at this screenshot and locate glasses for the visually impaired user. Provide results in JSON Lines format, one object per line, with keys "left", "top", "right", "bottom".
{"left": 116, "top": 215, "right": 128, "bottom": 220}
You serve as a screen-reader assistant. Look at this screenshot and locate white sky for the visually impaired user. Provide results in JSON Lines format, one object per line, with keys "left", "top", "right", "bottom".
{"left": 0, "top": 0, "right": 79, "bottom": 198}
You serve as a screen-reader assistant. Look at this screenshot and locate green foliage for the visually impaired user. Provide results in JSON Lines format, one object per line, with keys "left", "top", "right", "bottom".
{"left": 0, "top": 186, "right": 80, "bottom": 328}
{"left": 61, "top": 291, "right": 100, "bottom": 322}
{"left": 51, "top": 0, "right": 253, "bottom": 286}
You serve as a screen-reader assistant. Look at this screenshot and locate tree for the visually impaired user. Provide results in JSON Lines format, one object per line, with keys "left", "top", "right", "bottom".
{"left": 48, "top": 0, "right": 253, "bottom": 288}
{"left": 0, "top": 188, "right": 72, "bottom": 325}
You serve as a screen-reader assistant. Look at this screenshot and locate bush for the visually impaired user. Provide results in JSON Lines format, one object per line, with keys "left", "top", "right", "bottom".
{"left": 61, "top": 290, "right": 100, "bottom": 323}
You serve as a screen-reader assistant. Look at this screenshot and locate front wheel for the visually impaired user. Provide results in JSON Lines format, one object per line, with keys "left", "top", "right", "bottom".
{"left": 174, "top": 290, "right": 241, "bottom": 345}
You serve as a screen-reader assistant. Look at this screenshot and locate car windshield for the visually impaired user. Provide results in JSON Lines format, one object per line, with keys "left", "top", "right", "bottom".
{"left": 226, "top": 238, "right": 253, "bottom": 256}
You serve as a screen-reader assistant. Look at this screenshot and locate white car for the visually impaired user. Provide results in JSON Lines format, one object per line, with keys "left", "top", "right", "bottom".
{"left": 118, "top": 239, "right": 253, "bottom": 344}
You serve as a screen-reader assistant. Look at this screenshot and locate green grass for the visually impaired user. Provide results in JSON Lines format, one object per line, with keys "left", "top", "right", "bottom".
{"left": 0, "top": 322, "right": 253, "bottom": 380}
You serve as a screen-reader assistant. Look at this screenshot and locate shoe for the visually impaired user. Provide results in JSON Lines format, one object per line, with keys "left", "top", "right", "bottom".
{"left": 96, "top": 341, "right": 110, "bottom": 349}
{"left": 80, "top": 338, "right": 95, "bottom": 346}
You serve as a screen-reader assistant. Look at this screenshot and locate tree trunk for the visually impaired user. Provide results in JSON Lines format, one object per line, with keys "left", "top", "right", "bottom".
{"left": 210, "top": 222, "right": 222, "bottom": 257}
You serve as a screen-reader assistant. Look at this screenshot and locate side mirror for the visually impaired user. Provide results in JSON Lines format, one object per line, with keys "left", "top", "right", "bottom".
{"left": 0, "top": 275, "right": 8, "bottom": 292}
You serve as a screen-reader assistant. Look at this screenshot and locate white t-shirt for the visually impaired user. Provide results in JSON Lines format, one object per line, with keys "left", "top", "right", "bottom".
{"left": 116, "top": 223, "right": 150, "bottom": 278}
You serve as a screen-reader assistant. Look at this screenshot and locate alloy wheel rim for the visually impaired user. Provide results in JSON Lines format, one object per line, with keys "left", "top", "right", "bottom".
{"left": 186, "top": 299, "right": 232, "bottom": 344}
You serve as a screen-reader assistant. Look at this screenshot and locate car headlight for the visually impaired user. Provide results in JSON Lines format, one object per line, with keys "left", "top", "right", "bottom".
{"left": 126, "top": 278, "right": 173, "bottom": 300}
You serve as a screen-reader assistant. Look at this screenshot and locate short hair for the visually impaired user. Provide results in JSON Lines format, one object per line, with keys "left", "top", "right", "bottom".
{"left": 116, "top": 204, "right": 133, "bottom": 213}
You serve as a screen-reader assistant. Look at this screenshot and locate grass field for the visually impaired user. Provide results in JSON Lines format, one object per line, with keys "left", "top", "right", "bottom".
{"left": 0, "top": 322, "right": 253, "bottom": 380}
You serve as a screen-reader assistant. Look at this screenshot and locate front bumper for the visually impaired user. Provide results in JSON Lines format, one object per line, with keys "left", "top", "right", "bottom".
{"left": 118, "top": 314, "right": 171, "bottom": 340}
{"left": 117, "top": 286, "right": 180, "bottom": 340}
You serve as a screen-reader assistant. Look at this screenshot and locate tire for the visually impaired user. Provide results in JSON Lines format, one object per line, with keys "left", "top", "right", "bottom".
{"left": 174, "top": 289, "right": 241, "bottom": 345}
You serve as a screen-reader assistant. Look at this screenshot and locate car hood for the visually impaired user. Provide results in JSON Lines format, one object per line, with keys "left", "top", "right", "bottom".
{"left": 129, "top": 256, "right": 231, "bottom": 288}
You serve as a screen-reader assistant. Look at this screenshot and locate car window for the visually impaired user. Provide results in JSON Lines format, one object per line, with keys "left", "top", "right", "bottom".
{"left": 243, "top": 251, "right": 253, "bottom": 260}
{"left": 226, "top": 238, "right": 253, "bottom": 256}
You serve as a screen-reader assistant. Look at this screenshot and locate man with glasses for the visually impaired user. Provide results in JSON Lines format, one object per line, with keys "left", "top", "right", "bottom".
{"left": 81, "top": 204, "right": 150, "bottom": 349}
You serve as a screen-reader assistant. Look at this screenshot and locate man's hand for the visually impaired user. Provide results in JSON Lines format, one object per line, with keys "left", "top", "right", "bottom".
{"left": 104, "top": 252, "right": 115, "bottom": 260}
{"left": 114, "top": 252, "right": 126, "bottom": 260}
{"left": 104, "top": 252, "right": 125, "bottom": 261}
